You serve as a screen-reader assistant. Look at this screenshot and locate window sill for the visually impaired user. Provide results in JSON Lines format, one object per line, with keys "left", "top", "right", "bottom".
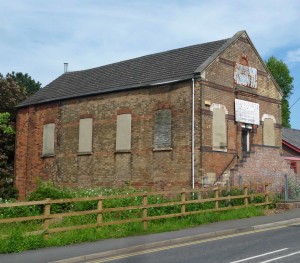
{"left": 115, "top": 150, "right": 131, "bottom": 154}
{"left": 153, "top": 147, "right": 172, "bottom": 152}
{"left": 77, "top": 151, "right": 93, "bottom": 156}
{"left": 212, "top": 147, "right": 227, "bottom": 152}
{"left": 41, "top": 154, "right": 55, "bottom": 158}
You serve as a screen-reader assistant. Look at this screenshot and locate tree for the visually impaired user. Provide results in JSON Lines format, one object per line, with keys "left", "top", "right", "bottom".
{"left": 0, "top": 77, "right": 27, "bottom": 199}
{"left": 0, "top": 112, "right": 14, "bottom": 135}
{"left": 6, "top": 71, "right": 42, "bottom": 96}
{"left": 0, "top": 77, "right": 27, "bottom": 119}
{"left": 266, "top": 56, "right": 294, "bottom": 128}
{"left": 0, "top": 112, "right": 17, "bottom": 199}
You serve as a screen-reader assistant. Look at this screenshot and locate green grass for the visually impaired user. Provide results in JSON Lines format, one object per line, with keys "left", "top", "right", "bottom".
{"left": 0, "top": 207, "right": 265, "bottom": 253}
{"left": 0, "top": 182, "right": 267, "bottom": 253}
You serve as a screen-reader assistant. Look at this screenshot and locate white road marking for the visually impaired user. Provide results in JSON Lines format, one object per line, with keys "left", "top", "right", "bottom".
{"left": 87, "top": 225, "right": 294, "bottom": 263}
{"left": 230, "top": 248, "right": 288, "bottom": 263}
{"left": 259, "top": 250, "right": 300, "bottom": 263}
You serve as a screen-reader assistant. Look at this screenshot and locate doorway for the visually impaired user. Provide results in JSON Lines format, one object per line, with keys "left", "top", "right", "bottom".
{"left": 241, "top": 128, "right": 250, "bottom": 154}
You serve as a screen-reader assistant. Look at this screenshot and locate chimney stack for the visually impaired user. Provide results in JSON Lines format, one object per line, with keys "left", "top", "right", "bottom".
{"left": 64, "top": 63, "right": 68, "bottom": 73}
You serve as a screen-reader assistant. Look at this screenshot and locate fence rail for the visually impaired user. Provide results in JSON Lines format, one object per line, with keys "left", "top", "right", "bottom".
{"left": 0, "top": 184, "right": 270, "bottom": 237}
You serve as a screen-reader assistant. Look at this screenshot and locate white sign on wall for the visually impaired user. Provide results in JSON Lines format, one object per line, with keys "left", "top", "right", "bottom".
{"left": 235, "top": 99, "right": 260, "bottom": 125}
{"left": 234, "top": 63, "right": 257, "bottom": 89}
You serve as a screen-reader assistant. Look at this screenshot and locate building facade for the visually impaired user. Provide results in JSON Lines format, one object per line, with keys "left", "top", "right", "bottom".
{"left": 282, "top": 128, "right": 300, "bottom": 175}
{"left": 15, "top": 31, "right": 295, "bottom": 199}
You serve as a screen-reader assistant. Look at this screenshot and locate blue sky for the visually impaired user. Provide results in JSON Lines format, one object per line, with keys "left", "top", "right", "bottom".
{"left": 1, "top": 0, "right": 300, "bottom": 128}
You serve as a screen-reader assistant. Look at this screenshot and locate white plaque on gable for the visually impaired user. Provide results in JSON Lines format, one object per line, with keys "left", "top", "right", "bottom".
{"left": 234, "top": 63, "right": 257, "bottom": 89}
{"left": 235, "top": 99, "right": 260, "bottom": 125}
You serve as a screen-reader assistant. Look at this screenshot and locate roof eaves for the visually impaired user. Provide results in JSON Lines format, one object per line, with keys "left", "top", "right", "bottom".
{"left": 282, "top": 139, "right": 300, "bottom": 153}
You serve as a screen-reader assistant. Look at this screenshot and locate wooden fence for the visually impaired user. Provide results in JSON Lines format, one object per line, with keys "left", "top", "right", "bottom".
{"left": 0, "top": 184, "right": 270, "bottom": 237}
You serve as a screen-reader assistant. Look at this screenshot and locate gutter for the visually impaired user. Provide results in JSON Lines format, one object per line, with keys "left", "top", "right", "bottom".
{"left": 282, "top": 140, "right": 300, "bottom": 153}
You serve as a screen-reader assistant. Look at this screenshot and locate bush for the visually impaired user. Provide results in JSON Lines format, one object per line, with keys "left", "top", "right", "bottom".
{"left": 27, "top": 181, "right": 74, "bottom": 201}
{"left": 0, "top": 181, "right": 18, "bottom": 200}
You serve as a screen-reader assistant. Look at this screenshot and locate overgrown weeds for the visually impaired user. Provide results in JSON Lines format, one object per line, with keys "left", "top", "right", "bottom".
{"left": 0, "top": 181, "right": 267, "bottom": 253}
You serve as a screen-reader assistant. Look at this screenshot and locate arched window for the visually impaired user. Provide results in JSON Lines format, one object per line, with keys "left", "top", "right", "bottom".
{"left": 211, "top": 104, "right": 228, "bottom": 152}
{"left": 262, "top": 114, "right": 276, "bottom": 146}
{"left": 116, "top": 114, "right": 132, "bottom": 151}
{"left": 154, "top": 109, "right": 172, "bottom": 149}
{"left": 78, "top": 118, "right": 93, "bottom": 153}
{"left": 42, "top": 123, "right": 55, "bottom": 156}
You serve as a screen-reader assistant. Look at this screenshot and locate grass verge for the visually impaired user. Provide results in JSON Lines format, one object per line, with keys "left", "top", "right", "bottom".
{"left": 0, "top": 206, "right": 264, "bottom": 253}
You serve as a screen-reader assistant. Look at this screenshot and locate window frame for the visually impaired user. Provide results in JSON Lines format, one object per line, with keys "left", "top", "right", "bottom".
{"left": 78, "top": 118, "right": 93, "bottom": 154}
{"left": 153, "top": 109, "right": 172, "bottom": 150}
{"left": 262, "top": 115, "right": 276, "bottom": 147}
{"left": 42, "top": 123, "right": 55, "bottom": 157}
{"left": 210, "top": 104, "right": 228, "bottom": 152}
{"left": 116, "top": 113, "right": 132, "bottom": 152}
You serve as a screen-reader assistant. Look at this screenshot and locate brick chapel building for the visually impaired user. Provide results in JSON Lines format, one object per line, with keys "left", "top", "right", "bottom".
{"left": 15, "top": 31, "right": 296, "bottom": 199}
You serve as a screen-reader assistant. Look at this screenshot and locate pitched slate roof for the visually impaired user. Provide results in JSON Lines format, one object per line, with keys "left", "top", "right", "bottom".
{"left": 282, "top": 128, "right": 300, "bottom": 151}
{"left": 17, "top": 32, "right": 245, "bottom": 108}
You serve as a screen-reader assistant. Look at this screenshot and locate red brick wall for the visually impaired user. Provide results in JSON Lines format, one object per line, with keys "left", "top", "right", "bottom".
{"left": 15, "top": 83, "right": 195, "bottom": 199}
{"left": 231, "top": 145, "right": 296, "bottom": 192}
{"left": 14, "top": 107, "right": 29, "bottom": 199}
{"left": 15, "top": 103, "right": 59, "bottom": 199}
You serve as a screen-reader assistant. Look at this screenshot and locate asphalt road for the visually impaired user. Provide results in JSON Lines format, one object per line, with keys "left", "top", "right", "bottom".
{"left": 95, "top": 224, "right": 300, "bottom": 263}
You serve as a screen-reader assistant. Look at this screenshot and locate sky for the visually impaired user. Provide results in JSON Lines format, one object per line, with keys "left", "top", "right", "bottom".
{"left": 1, "top": 0, "right": 300, "bottom": 129}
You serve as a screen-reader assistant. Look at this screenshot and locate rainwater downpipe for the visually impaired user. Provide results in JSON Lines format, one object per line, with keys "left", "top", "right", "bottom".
{"left": 192, "top": 78, "right": 195, "bottom": 189}
{"left": 199, "top": 77, "right": 203, "bottom": 186}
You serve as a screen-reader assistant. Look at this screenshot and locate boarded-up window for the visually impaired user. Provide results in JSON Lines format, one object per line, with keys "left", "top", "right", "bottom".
{"left": 116, "top": 114, "right": 131, "bottom": 151}
{"left": 154, "top": 109, "right": 171, "bottom": 149}
{"left": 42, "top": 123, "right": 55, "bottom": 156}
{"left": 78, "top": 118, "right": 93, "bottom": 153}
{"left": 263, "top": 118, "right": 275, "bottom": 146}
{"left": 212, "top": 108, "right": 227, "bottom": 151}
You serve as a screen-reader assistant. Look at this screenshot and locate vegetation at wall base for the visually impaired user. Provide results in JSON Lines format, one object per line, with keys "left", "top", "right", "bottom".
{"left": 0, "top": 182, "right": 268, "bottom": 253}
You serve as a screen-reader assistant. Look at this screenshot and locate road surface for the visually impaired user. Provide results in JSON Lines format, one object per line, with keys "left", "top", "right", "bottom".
{"left": 94, "top": 224, "right": 300, "bottom": 263}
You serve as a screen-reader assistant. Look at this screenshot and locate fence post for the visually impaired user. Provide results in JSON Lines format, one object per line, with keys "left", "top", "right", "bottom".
{"left": 244, "top": 186, "right": 248, "bottom": 206}
{"left": 264, "top": 184, "right": 269, "bottom": 209}
{"left": 198, "top": 189, "right": 202, "bottom": 200}
{"left": 215, "top": 187, "right": 219, "bottom": 209}
{"left": 43, "top": 198, "right": 51, "bottom": 237}
{"left": 226, "top": 181, "right": 231, "bottom": 207}
{"left": 143, "top": 193, "right": 148, "bottom": 230}
{"left": 250, "top": 181, "right": 253, "bottom": 203}
{"left": 239, "top": 175, "right": 243, "bottom": 190}
{"left": 181, "top": 189, "right": 186, "bottom": 216}
{"left": 97, "top": 196, "right": 103, "bottom": 226}
{"left": 284, "top": 174, "right": 289, "bottom": 202}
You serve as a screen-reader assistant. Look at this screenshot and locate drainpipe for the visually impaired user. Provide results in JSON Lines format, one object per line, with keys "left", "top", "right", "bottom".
{"left": 192, "top": 78, "right": 195, "bottom": 189}
{"left": 199, "top": 77, "right": 203, "bottom": 185}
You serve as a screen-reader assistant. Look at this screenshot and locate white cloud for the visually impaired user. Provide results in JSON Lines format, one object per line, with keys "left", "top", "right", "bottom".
{"left": 286, "top": 49, "right": 300, "bottom": 63}
{"left": 2, "top": 0, "right": 300, "bottom": 86}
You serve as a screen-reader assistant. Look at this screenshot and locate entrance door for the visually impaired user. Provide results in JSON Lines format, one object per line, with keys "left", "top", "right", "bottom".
{"left": 241, "top": 128, "right": 250, "bottom": 154}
